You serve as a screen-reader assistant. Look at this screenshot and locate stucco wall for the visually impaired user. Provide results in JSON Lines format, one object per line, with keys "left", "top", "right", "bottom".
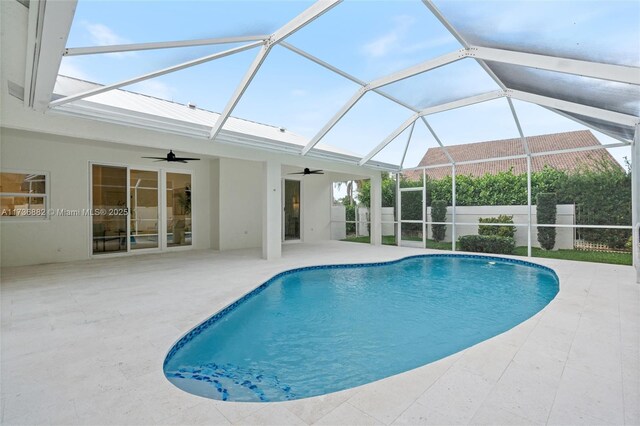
{"left": 0, "top": 129, "right": 212, "bottom": 266}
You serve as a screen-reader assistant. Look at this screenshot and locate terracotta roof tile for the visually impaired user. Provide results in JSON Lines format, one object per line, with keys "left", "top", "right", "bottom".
{"left": 407, "top": 130, "right": 622, "bottom": 180}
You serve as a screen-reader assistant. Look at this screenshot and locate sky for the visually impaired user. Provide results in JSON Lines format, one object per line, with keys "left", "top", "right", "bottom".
{"left": 60, "top": 0, "right": 639, "bottom": 168}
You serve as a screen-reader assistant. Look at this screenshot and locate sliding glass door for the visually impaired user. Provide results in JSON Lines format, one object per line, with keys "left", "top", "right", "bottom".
{"left": 130, "top": 169, "right": 159, "bottom": 250}
{"left": 166, "top": 172, "right": 192, "bottom": 247}
{"left": 91, "top": 164, "right": 192, "bottom": 254}
{"left": 92, "top": 165, "right": 128, "bottom": 254}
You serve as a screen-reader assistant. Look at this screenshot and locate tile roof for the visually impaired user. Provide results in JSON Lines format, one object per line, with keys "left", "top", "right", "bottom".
{"left": 407, "top": 130, "right": 623, "bottom": 180}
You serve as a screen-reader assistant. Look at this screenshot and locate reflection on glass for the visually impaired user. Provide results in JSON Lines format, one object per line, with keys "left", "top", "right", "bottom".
{"left": 284, "top": 180, "right": 301, "bottom": 241}
{"left": 0, "top": 173, "right": 47, "bottom": 217}
{"left": 92, "top": 165, "right": 127, "bottom": 254}
{"left": 130, "top": 170, "right": 159, "bottom": 250}
{"left": 167, "top": 173, "right": 192, "bottom": 247}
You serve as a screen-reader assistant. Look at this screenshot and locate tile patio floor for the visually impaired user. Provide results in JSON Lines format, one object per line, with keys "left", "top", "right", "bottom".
{"left": 1, "top": 242, "right": 638, "bottom": 425}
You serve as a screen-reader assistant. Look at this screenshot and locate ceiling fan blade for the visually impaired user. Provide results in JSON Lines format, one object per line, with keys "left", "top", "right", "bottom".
{"left": 154, "top": 159, "right": 167, "bottom": 162}
{"left": 288, "top": 172, "right": 305, "bottom": 175}
{"left": 310, "top": 171, "right": 324, "bottom": 174}
{"left": 142, "top": 156, "right": 168, "bottom": 160}
{"left": 175, "top": 157, "right": 200, "bottom": 161}
{"left": 176, "top": 160, "right": 188, "bottom": 163}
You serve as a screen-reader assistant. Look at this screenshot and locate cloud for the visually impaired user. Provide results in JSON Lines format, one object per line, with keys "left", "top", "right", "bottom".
{"left": 82, "top": 22, "right": 134, "bottom": 58}
{"left": 361, "top": 15, "right": 415, "bottom": 59}
{"left": 58, "top": 58, "right": 92, "bottom": 80}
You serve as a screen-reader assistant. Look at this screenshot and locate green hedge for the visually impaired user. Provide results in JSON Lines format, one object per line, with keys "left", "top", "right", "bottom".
{"left": 431, "top": 200, "right": 447, "bottom": 242}
{"left": 478, "top": 215, "right": 516, "bottom": 238}
{"left": 458, "top": 235, "right": 515, "bottom": 254}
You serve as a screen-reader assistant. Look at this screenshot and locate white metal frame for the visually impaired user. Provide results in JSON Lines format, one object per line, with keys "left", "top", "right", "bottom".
{"left": 0, "top": 168, "right": 50, "bottom": 222}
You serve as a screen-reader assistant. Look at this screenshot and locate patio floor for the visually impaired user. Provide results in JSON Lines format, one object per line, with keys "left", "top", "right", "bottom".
{"left": 1, "top": 242, "right": 638, "bottom": 425}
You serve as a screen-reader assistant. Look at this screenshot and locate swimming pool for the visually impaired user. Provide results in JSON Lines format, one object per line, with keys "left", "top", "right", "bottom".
{"left": 164, "top": 254, "right": 558, "bottom": 402}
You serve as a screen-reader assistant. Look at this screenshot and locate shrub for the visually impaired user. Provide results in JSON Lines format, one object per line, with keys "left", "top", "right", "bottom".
{"left": 537, "top": 193, "right": 557, "bottom": 250}
{"left": 431, "top": 200, "right": 447, "bottom": 242}
{"left": 345, "top": 203, "right": 356, "bottom": 234}
{"left": 478, "top": 215, "right": 516, "bottom": 239}
{"left": 458, "top": 235, "right": 515, "bottom": 254}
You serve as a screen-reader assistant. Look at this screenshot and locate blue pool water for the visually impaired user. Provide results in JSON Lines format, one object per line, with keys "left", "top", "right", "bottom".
{"left": 164, "top": 255, "right": 558, "bottom": 402}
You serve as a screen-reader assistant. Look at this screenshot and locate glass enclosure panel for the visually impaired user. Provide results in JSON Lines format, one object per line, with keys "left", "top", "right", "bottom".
{"left": 378, "top": 59, "right": 500, "bottom": 110}
{"left": 433, "top": 0, "right": 640, "bottom": 67}
{"left": 92, "top": 165, "right": 127, "bottom": 254}
{"left": 286, "top": 0, "right": 461, "bottom": 81}
{"left": 486, "top": 61, "right": 640, "bottom": 117}
{"left": 166, "top": 172, "right": 192, "bottom": 247}
{"left": 130, "top": 169, "right": 159, "bottom": 250}
{"left": 284, "top": 180, "right": 301, "bottom": 241}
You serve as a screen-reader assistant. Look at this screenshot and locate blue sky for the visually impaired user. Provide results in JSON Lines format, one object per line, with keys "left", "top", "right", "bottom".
{"left": 61, "top": 0, "right": 638, "bottom": 167}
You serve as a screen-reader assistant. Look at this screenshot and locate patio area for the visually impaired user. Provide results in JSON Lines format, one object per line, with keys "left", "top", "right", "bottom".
{"left": 1, "top": 241, "right": 637, "bottom": 425}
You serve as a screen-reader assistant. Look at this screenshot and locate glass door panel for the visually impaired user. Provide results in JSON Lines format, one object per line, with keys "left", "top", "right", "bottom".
{"left": 130, "top": 169, "right": 159, "bottom": 250}
{"left": 166, "top": 173, "right": 192, "bottom": 247}
{"left": 92, "top": 165, "right": 127, "bottom": 254}
{"left": 284, "top": 180, "right": 301, "bottom": 241}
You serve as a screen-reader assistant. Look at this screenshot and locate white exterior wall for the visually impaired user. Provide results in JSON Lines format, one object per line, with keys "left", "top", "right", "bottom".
{"left": 218, "top": 158, "right": 263, "bottom": 251}
{"left": 0, "top": 129, "right": 212, "bottom": 266}
{"left": 425, "top": 204, "right": 575, "bottom": 249}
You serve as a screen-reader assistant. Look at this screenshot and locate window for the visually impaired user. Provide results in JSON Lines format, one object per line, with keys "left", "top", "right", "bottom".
{"left": 0, "top": 171, "right": 48, "bottom": 218}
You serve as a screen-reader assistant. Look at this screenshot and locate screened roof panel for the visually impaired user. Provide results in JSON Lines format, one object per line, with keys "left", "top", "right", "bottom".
{"left": 285, "top": 0, "right": 462, "bottom": 81}
{"left": 121, "top": 47, "right": 261, "bottom": 113}
{"left": 548, "top": 109, "right": 635, "bottom": 142}
{"left": 433, "top": 0, "right": 640, "bottom": 67}
{"left": 377, "top": 58, "right": 501, "bottom": 111}
{"left": 59, "top": 43, "right": 253, "bottom": 88}
{"left": 425, "top": 98, "right": 524, "bottom": 162}
{"left": 67, "top": 1, "right": 313, "bottom": 44}
{"left": 319, "top": 91, "right": 413, "bottom": 157}
{"left": 233, "top": 45, "right": 361, "bottom": 139}
{"left": 487, "top": 61, "right": 640, "bottom": 117}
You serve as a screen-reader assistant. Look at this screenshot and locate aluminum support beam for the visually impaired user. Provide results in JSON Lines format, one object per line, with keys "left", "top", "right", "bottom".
{"left": 302, "top": 89, "right": 366, "bottom": 155}
{"left": 64, "top": 35, "right": 270, "bottom": 56}
{"left": 420, "top": 91, "right": 505, "bottom": 117}
{"left": 50, "top": 42, "right": 263, "bottom": 108}
{"left": 359, "top": 114, "right": 420, "bottom": 165}
{"left": 400, "top": 121, "right": 417, "bottom": 169}
{"left": 471, "top": 46, "right": 640, "bottom": 85}
{"left": 633, "top": 124, "right": 640, "bottom": 281}
{"left": 527, "top": 156, "right": 532, "bottom": 257}
{"left": 451, "top": 164, "right": 457, "bottom": 251}
{"left": 508, "top": 90, "right": 639, "bottom": 127}
{"left": 421, "top": 117, "right": 455, "bottom": 164}
{"left": 209, "top": 0, "right": 341, "bottom": 141}
{"left": 368, "top": 50, "right": 465, "bottom": 90}
{"left": 26, "top": 0, "right": 77, "bottom": 111}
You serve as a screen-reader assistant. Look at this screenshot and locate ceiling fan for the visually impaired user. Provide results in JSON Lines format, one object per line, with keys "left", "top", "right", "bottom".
{"left": 142, "top": 150, "right": 200, "bottom": 163}
{"left": 289, "top": 167, "right": 324, "bottom": 175}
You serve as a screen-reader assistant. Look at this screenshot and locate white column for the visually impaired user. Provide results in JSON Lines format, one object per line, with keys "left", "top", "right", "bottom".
{"left": 396, "top": 173, "right": 401, "bottom": 246}
{"left": 370, "top": 172, "right": 382, "bottom": 246}
{"left": 527, "top": 155, "right": 532, "bottom": 257}
{"left": 262, "top": 160, "right": 281, "bottom": 260}
{"left": 451, "top": 164, "right": 456, "bottom": 251}
{"left": 632, "top": 124, "right": 640, "bottom": 282}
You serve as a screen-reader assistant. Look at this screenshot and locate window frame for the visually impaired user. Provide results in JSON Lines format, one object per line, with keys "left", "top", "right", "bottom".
{"left": 0, "top": 169, "right": 50, "bottom": 221}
